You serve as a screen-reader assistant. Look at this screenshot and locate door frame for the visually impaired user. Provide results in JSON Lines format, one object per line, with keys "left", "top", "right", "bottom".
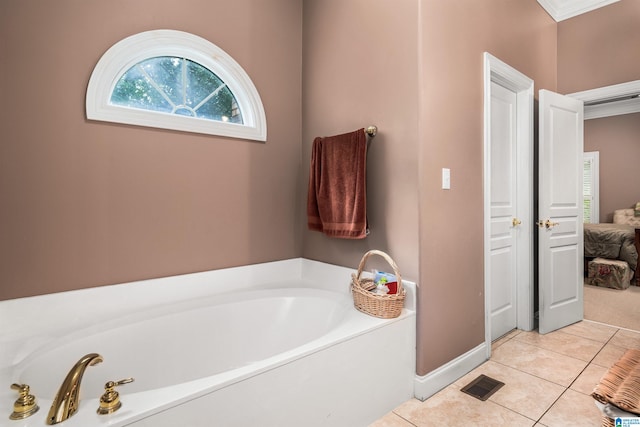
{"left": 569, "top": 79, "right": 640, "bottom": 120}
{"left": 483, "top": 53, "right": 534, "bottom": 357}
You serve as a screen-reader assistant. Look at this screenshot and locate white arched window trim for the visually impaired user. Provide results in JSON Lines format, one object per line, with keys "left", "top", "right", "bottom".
{"left": 86, "top": 29, "right": 267, "bottom": 141}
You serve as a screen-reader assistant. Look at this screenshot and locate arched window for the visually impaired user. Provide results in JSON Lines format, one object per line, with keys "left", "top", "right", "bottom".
{"left": 86, "top": 30, "right": 266, "bottom": 141}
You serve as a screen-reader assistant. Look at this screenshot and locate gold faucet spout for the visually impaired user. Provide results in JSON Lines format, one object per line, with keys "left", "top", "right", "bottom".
{"left": 47, "top": 353, "right": 103, "bottom": 425}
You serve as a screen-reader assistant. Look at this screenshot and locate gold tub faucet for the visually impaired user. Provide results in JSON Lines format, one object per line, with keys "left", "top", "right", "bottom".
{"left": 46, "top": 353, "right": 103, "bottom": 425}
{"left": 9, "top": 383, "right": 39, "bottom": 420}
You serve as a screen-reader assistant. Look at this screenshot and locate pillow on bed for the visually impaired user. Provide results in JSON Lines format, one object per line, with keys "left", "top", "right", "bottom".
{"left": 635, "top": 202, "right": 640, "bottom": 217}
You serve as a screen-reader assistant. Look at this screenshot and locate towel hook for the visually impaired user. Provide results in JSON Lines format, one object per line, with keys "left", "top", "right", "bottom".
{"left": 365, "top": 126, "right": 377, "bottom": 137}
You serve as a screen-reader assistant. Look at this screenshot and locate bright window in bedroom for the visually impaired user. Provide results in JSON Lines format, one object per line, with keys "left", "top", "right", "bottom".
{"left": 86, "top": 30, "right": 266, "bottom": 141}
{"left": 583, "top": 151, "right": 600, "bottom": 223}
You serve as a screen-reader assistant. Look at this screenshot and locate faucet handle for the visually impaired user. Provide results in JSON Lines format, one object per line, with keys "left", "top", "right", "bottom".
{"left": 97, "top": 378, "right": 134, "bottom": 415}
{"left": 9, "top": 383, "right": 40, "bottom": 420}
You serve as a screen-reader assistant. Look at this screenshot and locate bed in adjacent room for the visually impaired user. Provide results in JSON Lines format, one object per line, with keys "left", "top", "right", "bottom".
{"left": 584, "top": 208, "right": 640, "bottom": 289}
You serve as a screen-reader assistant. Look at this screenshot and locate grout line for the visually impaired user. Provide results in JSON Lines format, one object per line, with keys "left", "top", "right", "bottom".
{"left": 533, "top": 325, "right": 623, "bottom": 423}
{"left": 490, "top": 357, "right": 568, "bottom": 390}
{"left": 535, "top": 387, "right": 571, "bottom": 424}
{"left": 583, "top": 318, "right": 640, "bottom": 334}
{"left": 509, "top": 334, "right": 592, "bottom": 366}
{"left": 563, "top": 342, "right": 615, "bottom": 394}
{"left": 390, "top": 410, "right": 419, "bottom": 427}
{"left": 494, "top": 324, "right": 620, "bottom": 424}
{"left": 555, "top": 324, "right": 617, "bottom": 344}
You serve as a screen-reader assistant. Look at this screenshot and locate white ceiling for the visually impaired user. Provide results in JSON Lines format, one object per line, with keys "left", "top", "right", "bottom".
{"left": 537, "top": 0, "right": 620, "bottom": 21}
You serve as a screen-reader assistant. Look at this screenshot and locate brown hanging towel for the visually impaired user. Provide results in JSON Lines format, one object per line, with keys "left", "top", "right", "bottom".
{"left": 307, "top": 128, "right": 368, "bottom": 239}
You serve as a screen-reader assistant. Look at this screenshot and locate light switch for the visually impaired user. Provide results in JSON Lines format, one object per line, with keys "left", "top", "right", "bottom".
{"left": 442, "top": 168, "right": 451, "bottom": 190}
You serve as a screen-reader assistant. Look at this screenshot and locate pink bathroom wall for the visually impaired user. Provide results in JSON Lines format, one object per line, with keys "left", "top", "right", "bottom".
{"left": 301, "top": 0, "right": 421, "bottom": 282}
{"left": 417, "top": 0, "right": 557, "bottom": 375}
{"left": 415, "top": 0, "right": 640, "bottom": 376}
{"left": 558, "top": 0, "right": 640, "bottom": 224}
{"left": 558, "top": 0, "right": 640, "bottom": 94}
{"left": 302, "top": 0, "right": 557, "bottom": 376}
{"left": 584, "top": 114, "right": 640, "bottom": 222}
{"left": 0, "top": 0, "right": 303, "bottom": 300}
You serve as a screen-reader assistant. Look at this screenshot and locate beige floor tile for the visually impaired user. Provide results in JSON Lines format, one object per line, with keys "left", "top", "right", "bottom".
{"left": 560, "top": 320, "right": 618, "bottom": 343}
{"left": 609, "top": 328, "right": 640, "bottom": 350}
{"left": 490, "top": 339, "right": 588, "bottom": 387}
{"left": 454, "top": 360, "right": 565, "bottom": 421}
{"left": 369, "top": 321, "right": 639, "bottom": 426}
{"left": 393, "top": 386, "right": 535, "bottom": 427}
{"left": 514, "top": 329, "right": 604, "bottom": 362}
{"left": 538, "top": 388, "right": 602, "bottom": 427}
{"left": 492, "top": 328, "right": 522, "bottom": 351}
{"left": 592, "top": 342, "right": 629, "bottom": 368}
{"left": 368, "top": 411, "right": 413, "bottom": 427}
{"left": 570, "top": 363, "right": 607, "bottom": 395}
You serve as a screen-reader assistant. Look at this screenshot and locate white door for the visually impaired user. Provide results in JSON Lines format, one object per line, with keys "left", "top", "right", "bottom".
{"left": 484, "top": 53, "right": 534, "bottom": 352}
{"left": 489, "top": 82, "right": 519, "bottom": 340}
{"left": 538, "top": 89, "right": 584, "bottom": 334}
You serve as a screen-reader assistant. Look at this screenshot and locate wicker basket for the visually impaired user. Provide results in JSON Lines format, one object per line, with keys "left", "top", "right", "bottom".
{"left": 351, "top": 250, "right": 406, "bottom": 319}
{"left": 592, "top": 348, "right": 640, "bottom": 426}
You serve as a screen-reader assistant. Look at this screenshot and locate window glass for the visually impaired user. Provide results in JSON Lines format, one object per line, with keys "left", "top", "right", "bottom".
{"left": 111, "top": 57, "right": 243, "bottom": 124}
{"left": 583, "top": 152, "right": 599, "bottom": 223}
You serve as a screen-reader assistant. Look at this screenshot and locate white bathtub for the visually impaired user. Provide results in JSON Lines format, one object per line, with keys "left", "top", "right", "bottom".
{"left": 0, "top": 259, "right": 416, "bottom": 426}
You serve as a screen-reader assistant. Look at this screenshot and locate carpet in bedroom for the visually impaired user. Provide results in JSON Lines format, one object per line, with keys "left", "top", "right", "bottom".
{"left": 583, "top": 281, "right": 640, "bottom": 331}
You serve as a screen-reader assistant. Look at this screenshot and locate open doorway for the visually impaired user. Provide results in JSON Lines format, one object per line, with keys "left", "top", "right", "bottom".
{"left": 570, "top": 81, "right": 640, "bottom": 331}
{"left": 484, "top": 53, "right": 591, "bottom": 350}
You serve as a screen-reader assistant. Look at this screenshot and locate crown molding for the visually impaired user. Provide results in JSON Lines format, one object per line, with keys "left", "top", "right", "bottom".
{"left": 537, "top": 0, "right": 620, "bottom": 21}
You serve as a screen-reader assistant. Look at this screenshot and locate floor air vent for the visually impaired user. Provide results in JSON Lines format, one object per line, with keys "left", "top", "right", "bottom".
{"left": 460, "top": 374, "right": 505, "bottom": 401}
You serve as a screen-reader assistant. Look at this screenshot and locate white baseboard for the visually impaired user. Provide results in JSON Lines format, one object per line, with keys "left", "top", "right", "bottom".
{"left": 413, "top": 342, "right": 488, "bottom": 401}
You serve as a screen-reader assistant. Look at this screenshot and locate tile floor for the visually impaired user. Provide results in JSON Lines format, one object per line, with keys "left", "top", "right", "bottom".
{"left": 370, "top": 320, "right": 640, "bottom": 426}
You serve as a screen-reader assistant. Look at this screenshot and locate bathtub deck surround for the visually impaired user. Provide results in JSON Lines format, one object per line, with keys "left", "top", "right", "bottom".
{"left": 0, "top": 259, "right": 416, "bottom": 427}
